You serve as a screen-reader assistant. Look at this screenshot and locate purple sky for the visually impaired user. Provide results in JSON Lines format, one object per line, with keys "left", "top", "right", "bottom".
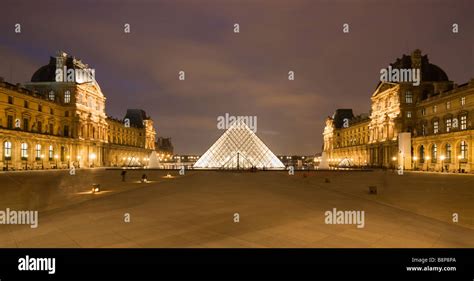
{"left": 0, "top": 0, "right": 472, "bottom": 154}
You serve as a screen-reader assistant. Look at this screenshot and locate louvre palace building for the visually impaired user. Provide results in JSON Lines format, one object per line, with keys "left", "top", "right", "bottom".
{"left": 323, "top": 49, "right": 474, "bottom": 172}
{"left": 0, "top": 51, "right": 156, "bottom": 170}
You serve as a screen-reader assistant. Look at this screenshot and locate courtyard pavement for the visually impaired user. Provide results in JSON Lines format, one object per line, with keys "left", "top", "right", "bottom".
{"left": 0, "top": 169, "right": 473, "bottom": 247}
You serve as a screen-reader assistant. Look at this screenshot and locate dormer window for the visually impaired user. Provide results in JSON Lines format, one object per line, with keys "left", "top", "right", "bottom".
{"left": 64, "top": 90, "right": 71, "bottom": 103}
{"left": 49, "top": 91, "right": 55, "bottom": 101}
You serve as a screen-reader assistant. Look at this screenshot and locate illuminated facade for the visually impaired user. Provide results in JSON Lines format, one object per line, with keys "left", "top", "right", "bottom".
{"left": 0, "top": 51, "right": 156, "bottom": 170}
{"left": 194, "top": 119, "right": 284, "bottom": 169}
{"left": 323, "top": 50, "right": 474, "bottom": 172}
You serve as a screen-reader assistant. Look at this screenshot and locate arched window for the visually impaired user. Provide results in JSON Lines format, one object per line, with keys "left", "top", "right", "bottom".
{"left": 4, "top": 141, "right": 12, "bottom": 160}
{"left": 49, "top": 145, "right": 54, "bottom": 160}
{"left": 64, "top": 90, "right": 71, "bottom": 103}
{"left": 431, "top": 144, "right": 437, "bottom": 163}
{"left": 460, "top": 141, "right": 468, "bottom": 160}
{"left": 35, "top": 144, "right": 41, "bottom": 160}
{"left": 419, "top": 146, "right": 425, "bottom": 163}
{"left": 49, "top": 91, "right": 55, "bottom": 101}
{"left": 21, "top": 143, "right": 28, "bottom": 160}
{"left": 445, "top": 144, "right": 452, "bottom": 162}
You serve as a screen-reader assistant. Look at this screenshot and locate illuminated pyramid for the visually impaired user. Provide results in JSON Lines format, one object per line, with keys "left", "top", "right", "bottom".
{"left": 193, "top": 119, "right": 285, "bottom": 169}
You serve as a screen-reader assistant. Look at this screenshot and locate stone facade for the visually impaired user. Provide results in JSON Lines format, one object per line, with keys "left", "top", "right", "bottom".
{"left": 322, "top": 50, "right": 474, "bottom": 172}
{"left": 0, "top": 51, "right": 156, "bottom": 170}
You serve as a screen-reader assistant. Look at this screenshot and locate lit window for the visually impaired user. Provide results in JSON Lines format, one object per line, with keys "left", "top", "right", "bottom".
{"left": 433, "top": 105, "right": 437, "bottom": 113}
{"left": 421, "top": 108, "right": 426, "bottom": 116}
{"left": 21, "top": 143, "right": 28, "bottom": 160}
{"left": 35, "top": 144, "right": 41, "bottom": 160}
{"left": 406, "top": 111, "right": 412, "bottom": 118}
{"left": 433, "top": 121, "right": 439, "bottom": 134}
{"left": 446, "top": 119, "right": 451, "bottom": 132}
{"left": 460, "top": 115, "right": 467, "bottom": 130}
{"left": 49, "top": 145, "right": 54, "bottom": 160}
{"left": 49, "top": 91, "right": 55, "bottom": 101}
{"left": 64, "top": 90, "right": 71, "bottom": 103}
{"left": 460, "top": 141, "right": 468, "bottom": 160}
{"left": 431, "top": 144, "right": 437, "bottom": 162}
{"left": 4, "top": 141, "right": 12, "bottom": 159}
{"left": 446, "top": 101, "right": 451, "bottom": 109}
{"left": 405, "top": 91, "right": 413, "bottom": 103}
{"left": 461, "top": 97, "right": 466, "bottom": 106}
{"left": 445, "top": 144, "right": 451, "bottom": 161}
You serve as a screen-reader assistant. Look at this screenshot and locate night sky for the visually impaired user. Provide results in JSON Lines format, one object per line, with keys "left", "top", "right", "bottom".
{"left": 0, "top": 0, "right": 472, "bottom": 154}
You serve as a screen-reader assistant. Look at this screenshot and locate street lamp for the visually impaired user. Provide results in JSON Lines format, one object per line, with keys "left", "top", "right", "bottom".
{"left": 413, "top": 156, "right": 418, "bottom": 170}
{"left": 41, "top": 154, "right": 45, "bottom": 169}
{"left": 66, "top": 155, "right": 70, "bottom": 169}
{"left": 425, "top": 156, "right": 430, "bottom": 171}
{"left": 77, "top": 155, "right": 82, "bottom": 168}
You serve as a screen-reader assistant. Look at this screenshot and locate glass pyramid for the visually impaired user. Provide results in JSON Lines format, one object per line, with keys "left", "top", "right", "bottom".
{"left": 194, "top": 119, "right": 285, "bottom": 169}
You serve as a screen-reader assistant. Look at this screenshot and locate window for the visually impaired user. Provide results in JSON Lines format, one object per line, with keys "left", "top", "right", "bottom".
{"left": 406, "top": 111, "right": 412, "bottom": 118}
{"left": 23, "top": 118, "right": 29, "bottom": 131}
{"left": 37, "top": 121, "right": 42, "bottom": 133}
{"left": 446, "top": 101, "right": 451, "bottom": 109}
{"left": 65, "top": 111, "right": 69, "bottom": 117}
{"left": 64, "top": 125, "right": 69, "bottom": 137}
{"left": 422, "top": 124, "right": 426, "bottom": 136}
{"left": 445, "top": 144, "right": 452, "bottom": 162}
{"left": 460, "top": 115, "right": 467, "bottom": 130}
{"left": 8, "top": 96, "right": 13, "bottom": 104}
{"left": 446, "top": 119, "right": 452, "bottom": 132}
{"left": 405, "top": 91, "right": 413, "bottom": 103}
{"left": 35, "top": 144, "right": 41, "bottom": 160}
{"left": 433, "top": 105, "right": 437, "bottom": 113}
{"left": 49, "top": 124, "right": 54, "bottom": 134}
{"left": 64, "top": 90, "right": 71, "bottom": 103}
{"left": 461, "top": 97, "right": 466, "bottom": 106}
{"left": 421, "top": 108, "right": 426, "bottom": 116}
{"left": 433, "top": 121, "right": 439, "bottom": 134}
{"left": 4, "top": 141, "right": 12, "bottom": 160}
{"left": 419, "top": 146, "right": 425, "bottom": 163}
{"left": 460, "top": 141, "right": 468, "bottom": 160}
{"left": 60, "top": 146, "right": 65, "bottom": 162}
{"left": 21, "top": 143, "right": 28, "bottom": 160}
{"left": 24, "top": 100, "right": 29, "bottom": 108}
{"left": 49, "top": 91, "right": 55, "bottom": 101}
{"left": 7, "top": 115, "right": 13, "bottom": 129}
{"left": 50, "top": 108, "right": 54, "bottom": 115}
{"left": 38, "top": 104, "right": 42, "bottom": 112}
{"left": 48, "top": 145, "right": 53, "bottom": 160}
{"left": 431, "top": 144, "right": 437, "bottom": 162}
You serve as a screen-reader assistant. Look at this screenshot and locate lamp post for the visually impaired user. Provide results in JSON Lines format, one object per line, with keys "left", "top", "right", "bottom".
{"left": 66, "top": 155, "right": 70, "bottom": 169}
{"left": 54, "top": 154, "right": 59, "bottom": 169}
{"left": 77, "top": 155, "right": 81, "bottom": 168}
{"left": 41, "top": 154, "right": 44, "bottom": 169}
{"left": 413, "top": 156, "right": 418, "bottom": 170}
{"left": 392, "top": 156, "right": 397, "bottom": 171}
{"left": 425, "top": 156, "right": 430, "bottom": 171}
{"left": 24, "top": 154, "right": 28, "bottom": 170}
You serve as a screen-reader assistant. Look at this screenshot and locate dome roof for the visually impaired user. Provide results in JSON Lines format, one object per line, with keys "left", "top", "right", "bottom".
{"left": 31, "top": 58, "right": 57, "bottom": 82}
{"left": 389, "top": 51, "right": 449, "bottom": 82}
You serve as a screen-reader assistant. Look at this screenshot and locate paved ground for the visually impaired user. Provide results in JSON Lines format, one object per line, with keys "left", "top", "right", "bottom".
{"left": 0, "top": 169, "right": 473, "bottom": 248}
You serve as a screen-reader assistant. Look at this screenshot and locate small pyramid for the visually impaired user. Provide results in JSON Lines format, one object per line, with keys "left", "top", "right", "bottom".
{"left": 194, "top": 119, "right": 284, "bottom": 169}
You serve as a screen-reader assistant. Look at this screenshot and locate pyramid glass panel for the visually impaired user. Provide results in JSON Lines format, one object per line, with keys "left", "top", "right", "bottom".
{"left": 194, "top": 119, "right": 285, "bottom": 169}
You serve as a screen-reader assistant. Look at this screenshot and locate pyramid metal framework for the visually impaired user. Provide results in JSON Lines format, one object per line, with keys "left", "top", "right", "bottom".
{"left": 193, "top": 119, "right": 285, "bottom": 169}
